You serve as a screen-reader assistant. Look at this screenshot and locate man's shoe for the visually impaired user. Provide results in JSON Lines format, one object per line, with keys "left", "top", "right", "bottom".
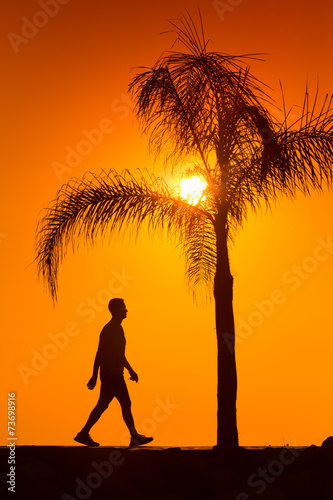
{"left": 129, "top": 433, "right": 153, "bottom": 449}
{"left": 74, "top": 431, "right": 100, "bottom": 447}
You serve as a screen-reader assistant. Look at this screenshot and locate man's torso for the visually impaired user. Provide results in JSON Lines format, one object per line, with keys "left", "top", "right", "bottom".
{"left": 99, "top": 320, "right": 126, "bottom": 376}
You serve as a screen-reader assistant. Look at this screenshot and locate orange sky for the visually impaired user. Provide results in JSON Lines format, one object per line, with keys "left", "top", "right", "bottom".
{"left": 1, "top": 0, "right": 333, "bottom": 447}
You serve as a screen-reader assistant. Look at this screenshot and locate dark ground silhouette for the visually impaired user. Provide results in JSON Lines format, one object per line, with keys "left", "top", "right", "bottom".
{"left": 1, "top": 438, "right": 333, "bottom": 499}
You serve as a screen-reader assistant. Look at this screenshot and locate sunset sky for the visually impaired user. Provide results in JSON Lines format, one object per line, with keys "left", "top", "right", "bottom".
{"left": 1, "top": 0, "right": 332, "bottom": 448}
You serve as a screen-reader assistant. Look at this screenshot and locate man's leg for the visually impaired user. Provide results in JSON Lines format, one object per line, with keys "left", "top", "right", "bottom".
{"left": 74, "top": 386, "right": 113, "bottom": 446}
{"left": 116, "top": 381, "right": 153, "bottom": 448}
{"left": 81, "top": 393, "right": 113, "bottom": 434}
{"left": 117, "top": 387, "right": 136, "bottom": 436}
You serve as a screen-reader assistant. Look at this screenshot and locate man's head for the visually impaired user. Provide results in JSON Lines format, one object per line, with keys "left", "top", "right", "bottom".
{"left": 108, "top": 298, "right": 127, "bottom": 321}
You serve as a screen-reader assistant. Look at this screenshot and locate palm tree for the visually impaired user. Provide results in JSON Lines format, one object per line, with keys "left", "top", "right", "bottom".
{"left": 35, "top": 14, "right": 333, "bottom": 449}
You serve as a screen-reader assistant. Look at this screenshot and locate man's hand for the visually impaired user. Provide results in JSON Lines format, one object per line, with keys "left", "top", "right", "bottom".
{"left": 129, "top": 370, "right": 138, "bottom": 383}
{"left": 87, "top": 376, "right": 97, "bottom": 390}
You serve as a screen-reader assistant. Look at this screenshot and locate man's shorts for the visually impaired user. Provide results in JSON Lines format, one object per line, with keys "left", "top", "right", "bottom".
{"left": 99, "top": 371, "right": 130, "bottom": 403}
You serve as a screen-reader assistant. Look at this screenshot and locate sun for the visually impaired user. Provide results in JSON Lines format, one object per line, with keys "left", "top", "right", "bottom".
{"left": 179, "top": 176, "right": 207, "bottom": 205}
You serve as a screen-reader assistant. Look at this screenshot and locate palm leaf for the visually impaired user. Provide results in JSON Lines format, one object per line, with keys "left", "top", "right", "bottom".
{"left": 223, "top": 91, "right": 333, "bottom": 233}
{"left": 35, "top": 169, "right": 212, "bottom": 301}
{"left": 129, "top": 15, "right": 273, "bottom": 171}
{"left": 36, "top": 12, "right": 333, "bottom": 305}
{"left": 182, "top": 213, "right": 216, "bottom": 294}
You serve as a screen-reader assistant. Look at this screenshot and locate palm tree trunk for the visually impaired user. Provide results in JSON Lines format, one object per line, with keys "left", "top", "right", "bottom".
{"left": 214, "top": 216, "right": 238, "bottom": 449}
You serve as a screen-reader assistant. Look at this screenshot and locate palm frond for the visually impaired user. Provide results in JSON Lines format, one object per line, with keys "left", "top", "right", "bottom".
{"left": 223, "top": 89, "right": 333, "bottom": 233}
{"left": 36, "top": 13, "right": 333, "bottom": 309}
{"left": 258, "top": 91, "right": 333, "bottom": 198}
{"left": 165, "top": 10, "right": 209, "bottom": 56}
{"left": 129, "top": 14, "right": 273, "bottom": 170}
{"left": 181, "top": 213, "right": 216, "bottom": 293}
{"left": 35, "top": 169, "right": 211, "bottom": 301}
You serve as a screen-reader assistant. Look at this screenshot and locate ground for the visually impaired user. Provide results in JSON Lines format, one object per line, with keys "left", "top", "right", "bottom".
{"left": 1, "top": 438, "right": 333, "bottom": 499}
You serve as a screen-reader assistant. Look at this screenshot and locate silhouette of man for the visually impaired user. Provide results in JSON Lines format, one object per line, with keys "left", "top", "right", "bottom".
{"left": 74, "top": 298, "right": 153, "bottom": 448}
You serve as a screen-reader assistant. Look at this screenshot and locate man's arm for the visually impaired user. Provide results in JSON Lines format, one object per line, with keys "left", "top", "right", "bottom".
{"left": 124, "top": 356, "right": 138, "bottom": 383}
{"left": 87, "top": 348, "right": 101, "bottom": 390}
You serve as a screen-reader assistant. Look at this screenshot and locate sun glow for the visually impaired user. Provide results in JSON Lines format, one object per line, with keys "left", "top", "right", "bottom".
{"left": 179, "top": 177, "right": 207, "bottom": 205}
